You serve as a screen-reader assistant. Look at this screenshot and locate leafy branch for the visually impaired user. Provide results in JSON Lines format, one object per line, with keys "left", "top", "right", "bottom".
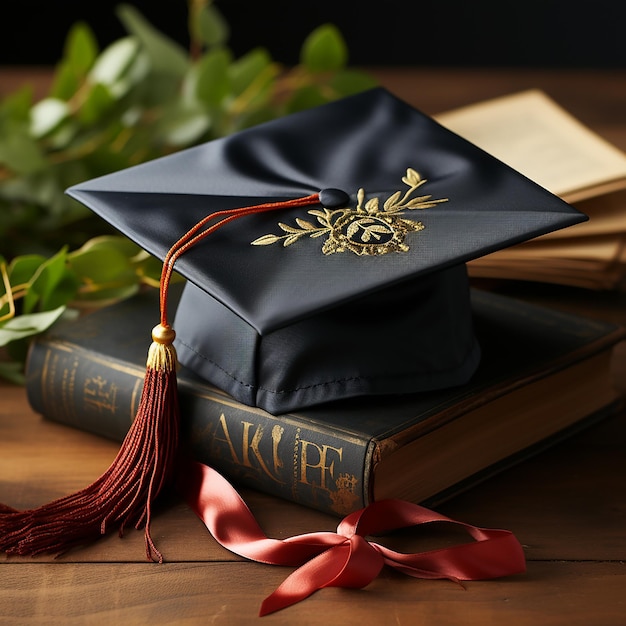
{"left": 0, "top": 1, "right": 377, "bottom": 381}
{"left": 0, "top": 236, "right": 165, "bottom": 383}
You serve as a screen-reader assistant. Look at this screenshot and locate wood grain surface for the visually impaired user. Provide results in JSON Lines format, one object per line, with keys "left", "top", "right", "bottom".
{"left": 1, "top": 67, "right": 626, "bottom": 625}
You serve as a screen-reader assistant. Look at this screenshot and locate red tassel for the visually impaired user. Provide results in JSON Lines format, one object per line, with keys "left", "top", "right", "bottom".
{"left": 0, "top": 324, "right": 179, "bottom": 562}
{"left": 1, "top": 194, "right": 321, "bottom": 561}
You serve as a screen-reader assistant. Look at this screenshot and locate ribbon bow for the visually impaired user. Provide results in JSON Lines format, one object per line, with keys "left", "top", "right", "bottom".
{"left": 180, "top": 461, "right": 526, "bottom": 616}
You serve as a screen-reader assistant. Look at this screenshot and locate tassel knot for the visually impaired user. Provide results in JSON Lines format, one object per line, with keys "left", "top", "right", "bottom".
{"left": 152, "top": 324, "right": 176, "bottom": 345}
{"left": 148, "top": 325, "right": 177, "bottom": 372}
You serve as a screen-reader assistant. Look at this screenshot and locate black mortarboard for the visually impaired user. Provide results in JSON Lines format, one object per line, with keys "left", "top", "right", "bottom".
{"left": 66, "top": 87, "right": 586, "bottom": 414}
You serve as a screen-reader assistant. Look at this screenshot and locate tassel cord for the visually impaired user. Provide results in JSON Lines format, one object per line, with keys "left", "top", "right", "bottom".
{"left": 159, "top": 194, "right": 320, "bottom": 327}
{"left": 0, "top": 192, "right": 321, "bottom": 562}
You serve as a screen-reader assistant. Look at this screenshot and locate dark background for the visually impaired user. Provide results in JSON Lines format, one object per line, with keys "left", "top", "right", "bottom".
{"left": 2, "top": 0, "right": 626, "bottom": 68}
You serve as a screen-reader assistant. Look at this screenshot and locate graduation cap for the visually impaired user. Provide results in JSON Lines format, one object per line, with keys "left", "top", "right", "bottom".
{"left": 66, "top": 87, "right": 584, "bottom": 414}
{"left": 1, "top": 88, "right": 585, "bottom": 563}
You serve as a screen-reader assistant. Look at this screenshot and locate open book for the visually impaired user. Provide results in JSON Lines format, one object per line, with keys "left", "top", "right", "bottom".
{"left": 435, "top": 90, "right": 626, "bottom": 290}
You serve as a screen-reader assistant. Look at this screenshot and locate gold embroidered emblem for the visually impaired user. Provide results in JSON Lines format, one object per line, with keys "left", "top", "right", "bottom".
{"left": 251, "top": 168, "right": 448, "bottom": 255}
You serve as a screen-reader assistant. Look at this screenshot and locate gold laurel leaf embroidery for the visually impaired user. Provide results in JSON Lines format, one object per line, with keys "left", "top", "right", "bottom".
{"left": 383, "top": 190, "right": 402, "bottom": 211}
{"left": 295, "top": 218, "right": 317, "bottom": 230}
{"left": 251, "top": 234, "right": 281, "bottom": 246}
{"left": 345, "top": 221, "right": 362, "bottom": 239}
{"left": 402, "top": 168, "right": 422, "bottom": 186}
{"left": 278, "top": 222, "right": 301, "bottom": 234}
{"left": 283, "top": 234, "right": 301, "bottom": 247}
{"left": 364, "top": 198, "right": 379, "bottom": 213}
{"left": 250, "top": 168, "right": 447, "bottom": 255}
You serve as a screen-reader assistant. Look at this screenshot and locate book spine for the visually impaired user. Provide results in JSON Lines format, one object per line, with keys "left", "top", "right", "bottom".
{"left": 25, "top": 338, "right": 371, "bottom": 517}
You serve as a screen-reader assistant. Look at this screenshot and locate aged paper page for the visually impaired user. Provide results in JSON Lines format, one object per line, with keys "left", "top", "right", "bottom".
{"left": 436, "top": 90, "right": 626, "bottom": 202}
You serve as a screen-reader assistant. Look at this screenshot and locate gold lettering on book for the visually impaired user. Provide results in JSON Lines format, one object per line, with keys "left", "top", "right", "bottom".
{"left": 271, "top": 425, "right": 285, "bottom": 475}
{"left": 298, "top": 440, "right": 343, "bottom": 490}
{"left": 215, "top": 414, "right": 284, "bottom": 484}
{"left": 329, "top": 473, "right": 360, "bottom": 515}
{"left": 214, "top": 414, "right": 240, "bottom": 463}
{"left": 83, "top": 375, "right": 118, "bottom": 415}
{"left": 292, "top": 428, "right": 301, "bottom": 502}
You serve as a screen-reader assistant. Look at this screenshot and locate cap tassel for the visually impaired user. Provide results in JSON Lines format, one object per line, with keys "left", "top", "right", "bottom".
{"left": 0, "top": 193, "right": 321, "bottom": 561}
{"left": 0, "top": 322, "right": 180, "bottom": 562}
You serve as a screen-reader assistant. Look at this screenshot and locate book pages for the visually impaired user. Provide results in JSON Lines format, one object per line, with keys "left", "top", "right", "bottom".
{"left": 438, "top": 90, "right": 626, "bottom": 289}
{"left": 436, "top": 89, "right": 626, "bottom": 203}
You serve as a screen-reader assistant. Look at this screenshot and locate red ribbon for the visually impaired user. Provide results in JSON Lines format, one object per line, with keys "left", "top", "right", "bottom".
{"left": 179, "top": 461, "right": 526, "bottom": 616}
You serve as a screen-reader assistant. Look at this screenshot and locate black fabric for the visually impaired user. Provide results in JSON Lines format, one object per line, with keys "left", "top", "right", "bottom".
{"left": 174, "top": 265, "right": 480, "bottom": 413}
{"left": 67, "top": 88, "right": 585, "bottom": 334}
{"left": 66, "top": 87, "right": 587, "bottom": 414}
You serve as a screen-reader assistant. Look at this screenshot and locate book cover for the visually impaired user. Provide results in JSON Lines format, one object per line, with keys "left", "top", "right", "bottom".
{"left": 25, "top": 287, "right": 625, "bottom": 516}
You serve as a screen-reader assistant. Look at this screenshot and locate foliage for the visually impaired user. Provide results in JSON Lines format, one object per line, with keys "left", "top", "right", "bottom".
{"left": 0, "top": 235, "right": 165, "bottom": 382}
{"left": 0, "top": 1, "right": 377, "bottom": 381}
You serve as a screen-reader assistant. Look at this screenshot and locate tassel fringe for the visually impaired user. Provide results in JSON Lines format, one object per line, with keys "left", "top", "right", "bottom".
{"left": 0, "top": 325, "right": 179, "bottom": 562}
{"left": 1, "top": 196, "right": 322, "bottom": 563}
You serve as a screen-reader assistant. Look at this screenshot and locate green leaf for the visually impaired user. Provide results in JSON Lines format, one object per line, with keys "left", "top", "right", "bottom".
{"left": 78, "top": 83, "right": 116, "bottom": 125}
{"left": 65, "top": 21, "right": 99, "bottom": 76}
{"left": 67, "top": 237, "right": 145, "bottom": 304}
{"left": 49, "top": 60, "right": 81, "bottom": 100}
{"left": 186, "top": 48, "right": 232, "bottom": 106}
{"left": 155, "top": 103, "right": 211, "bottom": 147}
{"left": 79, "top": 235, "right": 142, "bottom": 258}
{"left": 0, "top": 131, "right": 47, "bottom": 175}
{"left": 0, "top": 306, "right": 66, "bottom": 347}
{"left": 89, "top": 36, "right": 141, "bottom": 88}
{"left": 46, "top": 22, "right": 97, "bottom": 100}
{"left": 117, "top": 4, "right": 190, "bottom": 77}
{"left": 8, "top": 254, "right": 47, "bottom": 286}
{"left": 48, "top": 271, "right": 81, "bottom": 311}
{"left": 230, "top": 106, "right": 276, "bottom": 132}
{"left": 300, "top": 24, "right": 348, "bottom": 73}
{"left": 80, "top": 142, "right": 135, "bottom": 178}
{"left": 229, "top": 47, "right": 275, "bottom": 96}
{"left": 132, "top": 72, "right": 180, "bottom": 109}
{"left": 284, "top": 85, "right": 328, "bottom": 114}
{"left": 24, "top": 248, "right": 76, "bottom": 313}
{"left": 0, "top": 85, "right": 32, "bottom": 122}
{"left": 87, "top": 36, "right": 150, "bottom": 103}
{"left": 30, "top": 98, "right": 70, "bottom": 138}
{"left": 75, "top": 282, "right": 139, "bottom": 304}
{"left": 118, "top": 49, "right": 152, "bottom": 98}
{"left": 329, "top": 69, "right": 378, "bottom": 97}
{"left": 68, "top": 243, "right": 134, "bottom": 284}
{"left": 192, "top": 3, "right": 230, "bottom": 47}
{"left": 46, "top": 118, "right": 79, "bottom": 151}
{"left": 0, "top": 170, "right": 54, "bottom": 206}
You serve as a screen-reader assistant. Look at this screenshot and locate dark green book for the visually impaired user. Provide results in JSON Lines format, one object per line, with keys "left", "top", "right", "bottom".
{"left": 25, "top": 287, "right": 624, "bottom": 516}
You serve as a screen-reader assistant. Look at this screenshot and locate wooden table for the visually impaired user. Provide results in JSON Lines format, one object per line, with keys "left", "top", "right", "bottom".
{"left": 2, "top": 68, "right": 626, "bottom": 625}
